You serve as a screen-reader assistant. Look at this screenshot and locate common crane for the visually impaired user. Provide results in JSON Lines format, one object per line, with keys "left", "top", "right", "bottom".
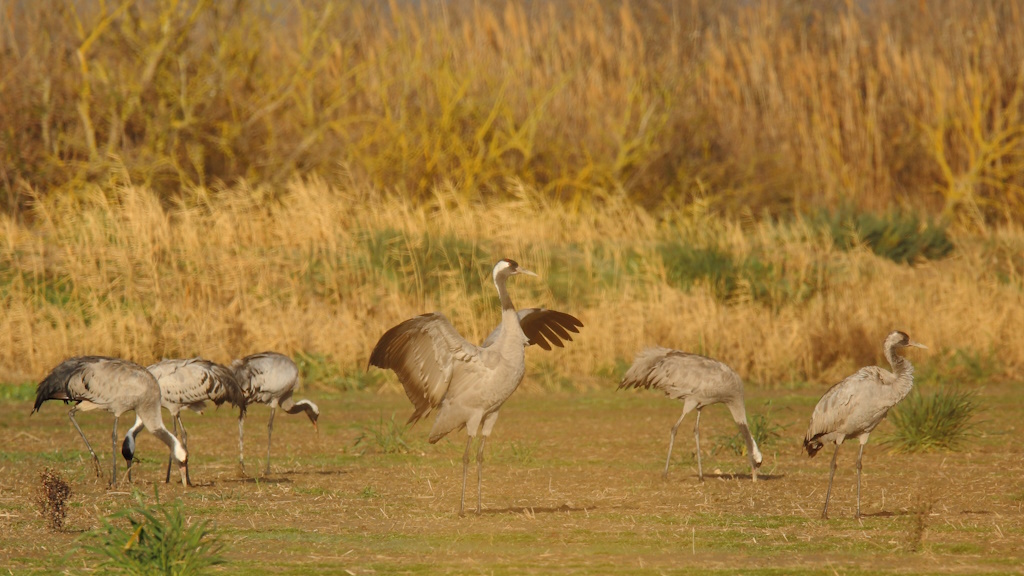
{"left": 232, "top": 352, "right": 319, "bottom": 476}
{"left": 619, "top": 347, "right": 763, "bottom": 482}
{"left": 122, "top": 358, "right": 246, "bottom": 485}
{"left": 32, "top": 356, "right": 188, "bottom": 486}
{"left": 804, "top": 330, "right": 926, "bottom": 519}
{"left": 369, "top": 259, "right": 583, "bottom": 516}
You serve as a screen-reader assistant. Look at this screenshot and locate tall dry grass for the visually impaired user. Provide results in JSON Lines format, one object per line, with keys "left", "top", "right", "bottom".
{"left": 2, "top": 1, "right": 1024, "bottom": 224}
{"left": 1, "top": 180, "right": 1022, "bottom": 388}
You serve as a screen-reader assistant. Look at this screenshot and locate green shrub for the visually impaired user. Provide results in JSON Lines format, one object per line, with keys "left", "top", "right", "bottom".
{"left": 296, "top": 352, "right": 384, "bottom": 392}
{"left": 814, "top": 207, "right": 954, "bottom": 264}
{"left": 886, "top": 388, "right": 979, "bottom": 452}
{"left": 85, "top": 490, "right": 224, "bottom": 575}
{"left": 354, "top": 413, "right": 411, "bottom": 455}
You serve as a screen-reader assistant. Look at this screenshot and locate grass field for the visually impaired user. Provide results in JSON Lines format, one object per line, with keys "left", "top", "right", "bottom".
{"left": 3, "top": 0, "right": 1024, "bottom": 573}
{"left": 1, "top": 375, "right": 1022, "bottom": 575}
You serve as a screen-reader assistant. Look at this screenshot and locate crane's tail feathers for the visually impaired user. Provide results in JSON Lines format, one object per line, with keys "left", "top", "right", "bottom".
{"left": 804, "top": 437, "right": 824, "bottom": 457}
{"left": 33, "top": 357, "right": 88, "bottom": 413}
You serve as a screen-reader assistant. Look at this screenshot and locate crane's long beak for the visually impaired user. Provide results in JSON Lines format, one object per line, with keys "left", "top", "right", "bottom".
{"left": 178, "top": 461, "right": 189, "bottom": 488}
{"left": 908, "top": 341, "right": 928, "bottom": 349}
{"left": 517, "top": 268, "right": 538, "bottom": 278}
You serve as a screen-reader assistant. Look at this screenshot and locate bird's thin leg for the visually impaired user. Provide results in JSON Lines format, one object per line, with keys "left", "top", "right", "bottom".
{"left": 238, "top": 414, "right": 246, "bottom": 476}
{"left": 693, "top": 409, "right": 703, "bottom": 482}
{"left": 855, "top": 442, "right": 866, "bottom": 519}
{"left": 664, "top": 409, "right": 689, "bottom": 479}
{"left": 475, "top": 436, "right": 487, "bottom": 515}
{"left": 68, "top": 406, "right": 101, "bottom": 477}
{"left": 109, "top": 416, "right": 119, "bottom": 487}
{"left": 178, "top": 416, "right": 192, "bottom": 487}
{"left": 822, "top": 443, "right": 841, "bottom": 520}
{"left": 459, "top": 435, "right": 473, "bottom": 517}
{"left": 265, "top": 407, "right": 276, "bottom": 476}
{"left": 166, "top": 416, "right": 178, "bottom": 483}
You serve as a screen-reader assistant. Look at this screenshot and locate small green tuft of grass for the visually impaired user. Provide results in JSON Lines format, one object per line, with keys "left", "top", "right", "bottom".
{"left": 354, "top": 413, "right": 411, "bottom": 454}
{"left": 886, "top": 387, "right": 979, "bottom": 452}
{"left": 0, "top": 382, "right": 36, "bottom": 402}
{"left": 713, "top": 402, "right": 783, "bottom": 457}
{"left": 84, "top": 489, "right": 224, "bottom": 576}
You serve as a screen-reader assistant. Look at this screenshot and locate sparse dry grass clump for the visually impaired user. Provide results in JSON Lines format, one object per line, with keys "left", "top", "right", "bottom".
{"left": 36, "top": 468, "right": 72, "bottom": 532}
{"left": 2, "top": 1, "right": 1024, "bottom": 226}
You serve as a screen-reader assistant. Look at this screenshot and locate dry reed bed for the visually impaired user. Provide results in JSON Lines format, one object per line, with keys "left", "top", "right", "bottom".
{"left": 1, "top": 181, "right": 1022, "bottom": 386}
{"left": 2, "top": 1, "right": 1024, "bottom": 224}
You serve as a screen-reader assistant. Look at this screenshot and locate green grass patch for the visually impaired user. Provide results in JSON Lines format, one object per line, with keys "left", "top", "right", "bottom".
{"left": 84, "top": 489, "right": 224, "bottom": 575}
{"left": 812, "top": 206, "right": 954, "bottom": 264}
{"left": 354, "top": 413, "right": 411, "bottom": 455}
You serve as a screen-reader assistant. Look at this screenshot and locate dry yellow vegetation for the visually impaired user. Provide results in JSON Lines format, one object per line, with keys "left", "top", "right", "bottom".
{"left": 1, "top": 180, "right": 1022, "bottom": 386}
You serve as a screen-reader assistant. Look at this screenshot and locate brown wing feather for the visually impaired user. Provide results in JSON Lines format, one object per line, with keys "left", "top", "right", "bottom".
{"left": 369, "top": 313, "right": 479, "bottom": 424}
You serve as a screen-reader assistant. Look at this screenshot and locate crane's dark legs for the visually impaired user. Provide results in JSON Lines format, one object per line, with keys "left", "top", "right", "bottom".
{"left": 178, "top": 416, "right": 192, "bottom": 486}
{"left": 265, "top": 407, "right": 276, "bottom": 475}
{"left": 664, "top": 409, "right": 689, "bottom": 478}
{"left": 68, "top": 406, "right": 101, "bottom": 477}
{"left": 822, "top": 443, "right": 841, "bottom": 519}
{"left": 855, "top": 442, "right": 866, "bottom": 519}
{"left": 693, "top": 409, "right": 703, "bottom": 482}
{"left": 475, "top": 436, "right": 487, "bottom": 515}
{"left": 459, "top": 436, "right": 473, "bottom": 517}
{"left": 165, "top": 417, "right": 179, "bottom": 483}
{"left": 109, "top": 416, "right": 119, "bottom": 487}
{"left": 737, "top": 422, "right": 758, "bottom": 482}
{"left": 238, "top": 414, "right": 246, "bottom": 475}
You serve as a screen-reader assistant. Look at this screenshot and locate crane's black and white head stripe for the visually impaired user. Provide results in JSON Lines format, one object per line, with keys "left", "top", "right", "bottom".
{"left": 492, "top": 259, "right": 536, "bottom": 286}
{"left": 885, "top": 330, "right": 927, "bottom": 350}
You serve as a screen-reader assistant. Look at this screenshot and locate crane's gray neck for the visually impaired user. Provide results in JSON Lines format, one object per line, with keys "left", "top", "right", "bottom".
{"left": 494, "top": 272, "right": 515, "bottom": 312}
{"left": 885, "top": 344, "right": 915, "bottom": 399}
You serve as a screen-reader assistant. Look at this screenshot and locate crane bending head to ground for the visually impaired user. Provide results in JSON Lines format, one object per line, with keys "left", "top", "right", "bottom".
{"left": 804, "top": 330, "right": 927, "bottom": 519}
{"left": 619, "top": 347, "right": 763, "bottom": 482}
{"left": 232, "top": 351, "right": 319, "bottom": 476}
{"left": 369, "top": 259, "right": 583, "bottom": 516}
{"left": 32, "top": 356, "right": 188, "bottom": 487}
{"left": 121, "top": 358, "right": 246, "bottom": 485}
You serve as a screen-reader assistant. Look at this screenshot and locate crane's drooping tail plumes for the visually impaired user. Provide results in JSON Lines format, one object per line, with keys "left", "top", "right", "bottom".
{"left": 34, "top": 356, "right": 189, "bottom": 487}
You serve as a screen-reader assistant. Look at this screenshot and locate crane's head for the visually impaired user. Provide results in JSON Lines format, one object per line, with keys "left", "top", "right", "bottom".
{"left": 886, "top": 330, "right": 927, "bottom": 351}
{"left": 492, "top": 259, "right": 537, "bottom": 287}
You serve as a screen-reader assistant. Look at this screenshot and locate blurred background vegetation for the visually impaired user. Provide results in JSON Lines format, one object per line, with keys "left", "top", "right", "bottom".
{"left": 0, "top": 0, "right": 1022, "bottom": 388}
{"left": 2, "top": 0, "right": 1023, "bottom": 226}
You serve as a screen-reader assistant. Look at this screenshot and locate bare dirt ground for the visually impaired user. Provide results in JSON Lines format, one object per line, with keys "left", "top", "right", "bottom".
{"left": 1, "top": 379, "right": 1022, "bottom": 575}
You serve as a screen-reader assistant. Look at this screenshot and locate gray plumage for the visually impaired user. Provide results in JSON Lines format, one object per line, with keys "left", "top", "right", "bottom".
{"left": 369, "top": 259, "right": 583, "bottom": 516}
{"left": 232, "top": 351, "right": 319, "bottom": 476}
{"left": 804, "top": 330, "right": 927, "bottom": 519}
{"left": 619, "top": 347, "right": 763, "bottom": 482}
{"left": 123, "top": 358, "right": 246, "bottom": 485}
{"left": 32, "top": 356, "right": 188, "bottom": 486}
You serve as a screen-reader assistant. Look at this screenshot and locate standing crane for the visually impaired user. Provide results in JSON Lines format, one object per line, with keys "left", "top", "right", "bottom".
{"left": 619, "top": 347, "right": 763, "bottom": 482}
{"left": 231, "top": 352, "right": 319, "bottom": 476}
{"left": 804, "top": 330, "right": 927, "bottom": 519}
{"left": 32, "top": 356, "right": 188, "bottom": 487}
{"left": 121, "top": 358, "right": 246, "bottom": 485}
{"left": 369, "top": 259, "right": 584, "bottom": 516}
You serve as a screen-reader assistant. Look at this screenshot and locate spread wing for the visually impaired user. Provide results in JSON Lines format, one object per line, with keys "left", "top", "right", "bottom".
{"left": 480, "top": 308, "right": 584, "bottom": 350}
{"left": 369, "top": 313, "right": 480, "bottom": 424}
